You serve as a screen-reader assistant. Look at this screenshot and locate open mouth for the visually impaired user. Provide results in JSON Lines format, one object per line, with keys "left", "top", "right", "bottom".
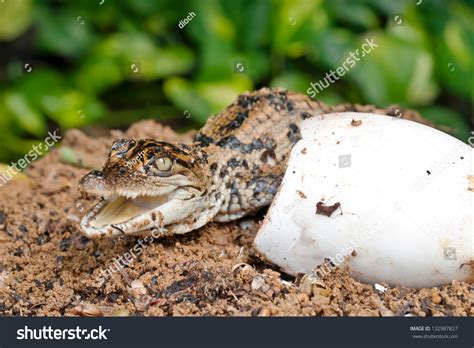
{"left": 86, "top": 193, "right": 170, "bottom": 229}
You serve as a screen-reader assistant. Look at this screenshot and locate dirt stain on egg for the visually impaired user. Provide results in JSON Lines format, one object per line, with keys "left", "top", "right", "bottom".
{"left": 296, "top": 190, "right": 307, "bottom": 199}
{"left": 315, "top": 201, "right": 341, "bottom": 217}
{"left": 459, "top": 260, "right": 474, "bottom": 283}
{"left": 467, "top": 175, "right": 474, "bottom": 192}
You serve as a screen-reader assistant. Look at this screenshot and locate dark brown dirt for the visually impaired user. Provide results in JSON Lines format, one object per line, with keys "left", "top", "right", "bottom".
{"left": 0, "top": 120, "right": 471, "bottom": 317}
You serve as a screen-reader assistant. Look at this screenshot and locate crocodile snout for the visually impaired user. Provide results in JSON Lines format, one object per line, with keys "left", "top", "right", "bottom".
{"left": 78, "top": 170, "right": 113, "bottom": 196}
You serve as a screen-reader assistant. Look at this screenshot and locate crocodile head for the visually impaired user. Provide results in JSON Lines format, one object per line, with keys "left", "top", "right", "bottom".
{"left": 79, "top": 138, "right": 216, "bottom": 238}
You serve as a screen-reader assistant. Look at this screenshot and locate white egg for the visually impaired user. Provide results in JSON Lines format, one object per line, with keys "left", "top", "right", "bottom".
{"left": 254, "top": 112, "right": 473, "bottom": 288}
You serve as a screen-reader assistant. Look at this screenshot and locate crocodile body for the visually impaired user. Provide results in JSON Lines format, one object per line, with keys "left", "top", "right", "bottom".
{"left": 79, "top": 88, "right": 424, "bottom": 238}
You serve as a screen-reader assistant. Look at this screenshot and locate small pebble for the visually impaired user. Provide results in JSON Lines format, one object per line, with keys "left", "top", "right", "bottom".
{"left": 73, "top": 303, "right": 103, "bottom": 317}
{"left": 130, "top": 280, "right": 147, "bottom": 297}
{"left": 13, "top": 247, "right": 23, "bottom": 256}
{"left": 251, "top": 275, "right": 269, "bottom": 292}
{"left": 0, "top": 211, "right": 6, "bottom": 227}
{"left": 431, "top": 292, "right": 442, "bottom": 304}
{"left": 258, "top": 307, "right": 271, "bottom": 317}
{"left": 113, "top": 308, "right": 130, "bottom": 317}
{"left": 297, "top": 293, "right": 309, "bottom": 303}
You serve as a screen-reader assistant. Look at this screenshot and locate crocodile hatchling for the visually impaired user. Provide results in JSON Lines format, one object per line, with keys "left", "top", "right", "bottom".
{"left": 79, "top": 87, "right": 425, "bottom": 238}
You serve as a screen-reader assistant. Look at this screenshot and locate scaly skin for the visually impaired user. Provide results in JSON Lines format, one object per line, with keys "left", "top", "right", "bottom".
{"left": 79, "top": 87, "right": 428, "bottom": 238}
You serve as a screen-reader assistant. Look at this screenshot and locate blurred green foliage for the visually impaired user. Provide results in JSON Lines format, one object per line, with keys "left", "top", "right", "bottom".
{"left": 0, "top": 0, "right": 472, "bottom": 162}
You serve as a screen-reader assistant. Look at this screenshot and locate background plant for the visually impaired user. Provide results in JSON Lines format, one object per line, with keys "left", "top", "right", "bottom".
{"left": 0, "top": 0, "right": 472, "bottom": 163}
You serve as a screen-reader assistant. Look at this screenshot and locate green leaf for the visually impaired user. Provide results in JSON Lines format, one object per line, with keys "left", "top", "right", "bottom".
{"left": 435, "top": 3, "right": 474, "bottom": 99}
{"left": 35, "top": 6, "right": 95, "bottom": 58}
{"left": 15, "top": 69, "right": 65, "bottom": 109}
{"left": 0, "top": 0, "right": 32, "bottom": 41}
{"left": 189, "top": 0, "right": 235, "bottom": 43}
{"left": 364, "top": 0, "right": 406, "bottom": 15}
{"left": 196, "top": 77, "right": 253, "bottom": 113}
{"left": 164, "top": 78, "right": 212, "bottom": 123}
{"left": 325, "top": 0, "right": 380, "bottom": 30}
{"left": 153, "top": 46, "right": 194, "bottom": 78}
{"left": 273, "top": 0, "right": 324, "bottom": 54}
{"left": 235, "top": 50, "right": 269, "bottom": 83}
{"left": 3, "top": 92, "right": 46, "bottom": 137}
{"left": 271, "top": 72, "right": 312, "bottom": 93}
{"left": 195, "top": 38, "right": 234, "bottom": 81}
{"left": 124, "top": 0, "right": 166, "bottom": 14}
{"left": 12, "top": 69, "right": 105, "bottom": 128}
{"left": 41, "top": 90, "right": 105, "bottom": 128}
{"left": 221, "top": 0, "right": 271, "bottom": 50}
{"left": 306, "top": 28, "right": 357, "bottom": 70}
{"left": 74, "top": 57, "right": 123, "bottom": 94}
{"left": 96, "top": 33, "right": 194, "bottom": 81}
{"left": 187, "top": 1, "right": 235, "bottom": 80}
{"left": 351, "top": 34, "right": 439, "bottom": 106}
{"left": 164, "top": 77, "right": 252, "bottom": 123}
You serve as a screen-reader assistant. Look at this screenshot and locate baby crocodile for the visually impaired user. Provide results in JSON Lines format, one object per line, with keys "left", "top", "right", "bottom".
{"left": 79, "top": 87, "right": 423, "bottom": 238}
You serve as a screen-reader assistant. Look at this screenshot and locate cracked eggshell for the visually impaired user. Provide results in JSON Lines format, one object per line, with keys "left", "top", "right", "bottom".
{"left": 254, "top": 112, "right": 473, "bottom": 288}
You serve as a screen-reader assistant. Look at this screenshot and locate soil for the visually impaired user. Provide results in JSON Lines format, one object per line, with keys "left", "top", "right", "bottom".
{"left": 0, "top": 120, "right": 471, "bottom": 317}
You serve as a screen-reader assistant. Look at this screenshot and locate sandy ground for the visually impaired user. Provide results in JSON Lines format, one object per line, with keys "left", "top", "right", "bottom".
{"left": 0, "top": 120, "right": 471, "bottom": 317}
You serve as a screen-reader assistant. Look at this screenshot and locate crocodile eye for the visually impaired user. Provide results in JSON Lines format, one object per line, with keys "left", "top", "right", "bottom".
{"left": 155, "top": 157, "right": 173, "bottom": 171}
